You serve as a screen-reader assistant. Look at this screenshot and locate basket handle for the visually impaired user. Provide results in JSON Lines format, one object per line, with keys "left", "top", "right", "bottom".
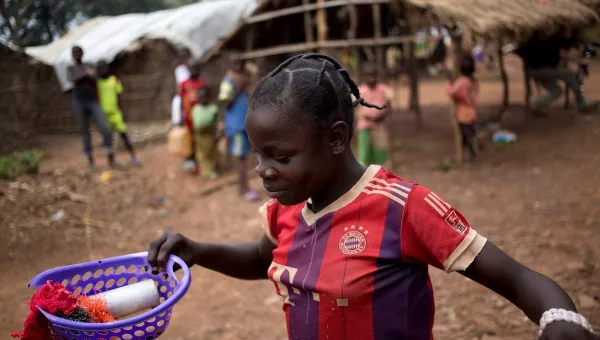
{"left": 166, "top": 254, "right": 191, "bottom": 285}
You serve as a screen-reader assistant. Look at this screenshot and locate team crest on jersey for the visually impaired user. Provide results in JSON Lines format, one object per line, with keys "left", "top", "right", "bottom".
{"left": 339, "top": 225, "right": 367, "bottom": 255}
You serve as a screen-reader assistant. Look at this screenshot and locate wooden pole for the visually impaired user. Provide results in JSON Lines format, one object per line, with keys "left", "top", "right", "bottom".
{"left": 316, "top": 0, "right": 328, "bottom": 54}
{"left": 302, "top": 0, "right": 314, "bottom": 47}
{"left": 404, "top": 5, "right": 422, "bottom": 127}
{"left": 347, "top": 1, "right": 359, "bottom": 75}
{"left": 523, "top": 61, "right": 532, "bottom": 111}
{"left": 372, "top": 3, "right": 385, "bottom": 77}
{"left": 498, "top": 43, "right": 509, "bottom": 112}
{"left": 450, "top": 30, "right": 464, "bottom": 165}
{"left": 407, "top": 41, "right": 422, "bottom": 126}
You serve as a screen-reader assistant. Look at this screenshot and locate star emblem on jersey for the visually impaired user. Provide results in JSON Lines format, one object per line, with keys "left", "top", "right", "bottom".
{"left": 339, "top": 225, "right": 367, "bottom": 255}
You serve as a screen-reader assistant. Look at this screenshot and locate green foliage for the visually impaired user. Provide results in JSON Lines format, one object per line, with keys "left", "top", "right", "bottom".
{"left": 1, "top": 0, "right": 197, "bottom": 47}
{"left": 0, "top": 150, "right": 42, "bottom": 180}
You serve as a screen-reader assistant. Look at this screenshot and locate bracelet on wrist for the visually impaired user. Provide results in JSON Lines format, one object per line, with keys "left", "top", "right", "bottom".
{"left": 538, "top": 308, "right": 595, "bottom": 338}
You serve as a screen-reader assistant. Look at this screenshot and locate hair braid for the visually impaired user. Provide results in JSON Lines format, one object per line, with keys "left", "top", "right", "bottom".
{"left": 250, "top": 53, "right": 387, "bottom": 139}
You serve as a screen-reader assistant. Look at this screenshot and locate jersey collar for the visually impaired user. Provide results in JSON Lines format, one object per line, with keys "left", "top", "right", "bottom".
{"left": 301, "top": 165, "right": 381, "bottom": 226}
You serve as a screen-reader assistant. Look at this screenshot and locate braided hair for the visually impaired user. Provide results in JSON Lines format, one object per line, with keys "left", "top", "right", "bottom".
{"left": 249, "top": 54, "right": 385, "bottom": 138}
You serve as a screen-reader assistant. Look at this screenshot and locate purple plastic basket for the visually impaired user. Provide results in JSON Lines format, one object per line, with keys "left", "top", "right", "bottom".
{"left": 28, "top": 252, "right": 191, "bottom": 340}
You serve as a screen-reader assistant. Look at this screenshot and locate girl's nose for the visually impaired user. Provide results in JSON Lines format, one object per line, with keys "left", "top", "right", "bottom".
{"left": 255, "top": 162, "right": 276, "bottom": 179}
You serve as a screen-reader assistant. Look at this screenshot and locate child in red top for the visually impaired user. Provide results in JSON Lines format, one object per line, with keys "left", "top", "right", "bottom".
{"left": 148, "top": 54, "right": 597, "bottom": 340}
{"left": 448, "top": 55, "right": 479, "bottom": 160}
{"left": 178, "top": 62, "right": 206, "bottom": 172}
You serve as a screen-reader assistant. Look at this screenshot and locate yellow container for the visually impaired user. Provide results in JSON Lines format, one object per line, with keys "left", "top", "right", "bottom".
{"left": 167, "top": 126, "right": 192, "bottom": 158}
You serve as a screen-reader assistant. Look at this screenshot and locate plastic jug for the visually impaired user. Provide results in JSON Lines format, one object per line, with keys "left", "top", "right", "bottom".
{"left": 168, "top": 126, "right": 192, "bottom": 158}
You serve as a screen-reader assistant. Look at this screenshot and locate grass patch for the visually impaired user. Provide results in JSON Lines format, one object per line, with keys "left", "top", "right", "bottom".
{"left": 0, "top": 150, "right": 42, "bottom": 180}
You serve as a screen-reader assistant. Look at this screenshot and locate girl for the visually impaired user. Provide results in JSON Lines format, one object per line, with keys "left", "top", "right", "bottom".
{"left": 448, "top": 55, "right": 479, "bottom": 161}
{"left": 191, "top": 86, "right": 219, "bottom": 180}
{"left": 149, "top": 54, "right": 597, "bottom": 340}
{"left": 356, "top": 62, "right": 392, "bottom": 167}
{"left": 96, "top": 61, "right": 141, "bottom": 166}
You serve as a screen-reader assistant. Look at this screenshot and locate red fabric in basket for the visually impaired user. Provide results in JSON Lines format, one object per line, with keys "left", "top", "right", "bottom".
{"left": 11, "top": 280, "right": 77, "bottom": 340}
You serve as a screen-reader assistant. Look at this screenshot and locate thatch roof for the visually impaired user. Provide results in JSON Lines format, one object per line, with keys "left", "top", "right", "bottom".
{"left": 405, "top": 0, "right": 600, "bottom": 40}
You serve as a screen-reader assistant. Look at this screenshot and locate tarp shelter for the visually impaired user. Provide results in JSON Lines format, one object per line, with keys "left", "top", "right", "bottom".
{"left": 25, "top": 0, "right": 259, "bottom": 92}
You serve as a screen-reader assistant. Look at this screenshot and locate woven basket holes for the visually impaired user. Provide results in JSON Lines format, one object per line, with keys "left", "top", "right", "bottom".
{"left": 126, "top": 265, "right": 137, "bottom": 273}
{"left": 116, "top": 277, "right": 127, "bottom": 287}
{"left": 106, "top": 279, "right": 116, "bottom": 288}
{"left": 71, "top": 274, "right": 81, "bottom": 285}
{"left": 115, "top": 265, "right": 127, "bottom": 274}
{"left": 83, "top": 283, "right": 94, "bottom": 294}
{"left": 82, "top": 271, "right": 92, "bottom": 281}
{"left": 128, "top": 277, "right": 138, "bottom": 285}
{"left": 94, "top": 269, "right": 104, "bottom": 278}
{"left": 95, "top": 281, "right": 105, "bottom": 291}
{"left": 104, "top": 267, "right": 114, "bottom": 276}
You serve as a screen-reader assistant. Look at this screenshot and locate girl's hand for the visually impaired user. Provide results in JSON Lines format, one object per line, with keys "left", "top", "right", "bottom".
{"left": 147, "top": 230, "right": 199, "bottom": 271}
{"left": 540, "top": 322, "right": 598, "bottom": 340}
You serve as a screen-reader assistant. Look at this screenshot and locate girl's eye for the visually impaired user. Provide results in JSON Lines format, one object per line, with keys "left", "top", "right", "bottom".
{"left": 274, "top": 156, "right": 291, "bottom": 164}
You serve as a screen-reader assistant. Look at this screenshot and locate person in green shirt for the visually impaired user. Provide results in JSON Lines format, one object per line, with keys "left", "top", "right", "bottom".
{"left": 96, "top": 61, "right": 141, "bottom": 166}
{"left": 192, "top": 86, "right": 219, "bottom": 180}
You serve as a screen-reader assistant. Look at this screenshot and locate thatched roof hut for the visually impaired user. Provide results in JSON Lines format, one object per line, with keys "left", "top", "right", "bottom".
{"left": 404, "top": 0, "right": 600, "bottom": 42}
{"left": 0, "top": 43, "right": 69, "bottom": 154}
{"left": 204, "top": 0, "right": 412, "bottom": 75}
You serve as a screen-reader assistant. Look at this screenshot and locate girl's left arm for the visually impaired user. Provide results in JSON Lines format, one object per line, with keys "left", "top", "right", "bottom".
{"left": 462, "top": 242, "right": 598, "bottom": 339}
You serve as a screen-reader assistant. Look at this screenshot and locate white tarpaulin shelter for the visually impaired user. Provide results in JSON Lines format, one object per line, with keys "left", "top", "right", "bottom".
{"left": 25, "top": 0, "right": 258, "bottom": 91}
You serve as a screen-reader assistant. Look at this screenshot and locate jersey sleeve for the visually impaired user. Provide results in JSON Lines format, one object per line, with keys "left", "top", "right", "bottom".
{"left": 258, "top": 199, "right": 280, "bottom": 245}
{"left": 401, "top": 185, "right": 487, "bottom": 273}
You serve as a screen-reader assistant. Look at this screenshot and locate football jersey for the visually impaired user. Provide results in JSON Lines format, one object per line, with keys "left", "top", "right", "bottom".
{"left": 260, "top": 165, "right": 487, "bottom": 340}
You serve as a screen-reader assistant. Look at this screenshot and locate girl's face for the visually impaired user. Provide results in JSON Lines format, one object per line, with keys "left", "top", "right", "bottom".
{"left": 246, "top": 107, "right": 335, "bottom": 206}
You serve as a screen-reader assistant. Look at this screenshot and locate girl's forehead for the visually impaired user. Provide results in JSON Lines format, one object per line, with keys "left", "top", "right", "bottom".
{"left": 247, "top": 108, "right": 314, "bottom": 145}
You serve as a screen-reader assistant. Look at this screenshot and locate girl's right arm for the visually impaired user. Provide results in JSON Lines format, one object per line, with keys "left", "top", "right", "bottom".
{"left": 147, "top": 230, "right": 276, "bottom": 280}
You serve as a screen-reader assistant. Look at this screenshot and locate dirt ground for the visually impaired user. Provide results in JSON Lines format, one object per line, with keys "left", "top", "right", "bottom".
{"left": 2, "top": 62, "right": 600, "bottom": 339}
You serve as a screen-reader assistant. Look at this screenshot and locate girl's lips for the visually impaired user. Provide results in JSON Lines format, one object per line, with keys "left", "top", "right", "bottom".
{"left": 266, "top": 189, "right": 285, "bottom": 199}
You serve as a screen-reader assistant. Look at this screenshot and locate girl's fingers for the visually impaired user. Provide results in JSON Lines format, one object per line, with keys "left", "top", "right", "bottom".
{"left": 147, "top": 232, "right": 168, "bottom": 270}
{"left": 157, "top": 236, "right": 180, "bottom": 271}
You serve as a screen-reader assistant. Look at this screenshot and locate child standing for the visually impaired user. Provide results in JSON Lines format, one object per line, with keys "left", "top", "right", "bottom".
{"left": 67, "top": 46, "right": 115, "bottom": 169}
{"left": 448, "top": 55, "right": 479, "bottom": 161}
{"left": 219, "top": 52, "right": 258, "bottom": 201}
{"left": 192, "top": 87, "right": 219, "bottom": 180}
{"left": 179, "top": 62, "right": 206, "bottom": 174}
{"left": 148, "top": 54, "right": 597, "bottom": 340}
{"left": 356, "top": 62, "right": 392, "bottom": 167}
{"left": 96, "top": 61, "right": 140, "bottom": 166}
{"left": 171, "top": 48, "right": 191, "bottom": 126}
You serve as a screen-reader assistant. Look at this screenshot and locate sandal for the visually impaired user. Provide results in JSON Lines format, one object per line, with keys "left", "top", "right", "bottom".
{"left": 243, "top": 190, "right": 259, "bottom": 202}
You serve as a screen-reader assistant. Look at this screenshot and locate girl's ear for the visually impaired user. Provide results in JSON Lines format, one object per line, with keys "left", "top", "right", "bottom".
{"left": 329, "top": 121, "right": 350, "bottom": 155}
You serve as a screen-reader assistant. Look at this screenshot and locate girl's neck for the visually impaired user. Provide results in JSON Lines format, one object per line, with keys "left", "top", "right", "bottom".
{"left": 309, "top": 154, "right": 365, "bottom": 214}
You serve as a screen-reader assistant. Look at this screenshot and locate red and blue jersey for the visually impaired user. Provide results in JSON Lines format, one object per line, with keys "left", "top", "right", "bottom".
{"left": 260, "top": 165, "right": 487, "bottom": 340}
